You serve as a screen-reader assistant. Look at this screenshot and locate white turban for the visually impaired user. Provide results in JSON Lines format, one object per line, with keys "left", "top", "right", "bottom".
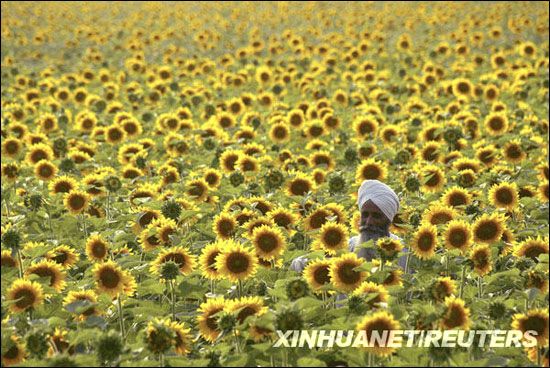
{"left": 357, "top": 180, "right": 400, "bottom": 222}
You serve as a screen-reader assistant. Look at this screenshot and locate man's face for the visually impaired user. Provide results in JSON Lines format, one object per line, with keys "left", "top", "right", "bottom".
{"left": 359, "top": 200, "right": 391, "bottom": 242}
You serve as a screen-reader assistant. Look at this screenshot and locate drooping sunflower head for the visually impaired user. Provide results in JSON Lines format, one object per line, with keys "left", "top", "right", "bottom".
{"left": 25, "top": 259, "right": 67, "bottom": 292}
{"left": 145, "top": 318, "right": 176, "bottom": 354}
{"left": 215, "top": 240, "right": 258, "bottom": 283}
{"left": 514, "top": 236, "right": 549, "bottom": 262}
{"left": 429, "top": 277, "right": 456, "bottom": 303}
{"left": 249, "top": 224, "right": 287, "bottom": 261}
{"left": 329, "top": 252, "right": 368, "bottom": 293}
{"left": 443, "top": 220, "right": 473, "bottom": 254}
{"left": 150, "top": 246, "right": 197, "bottom": 278}
{"left": 185, "top": 178, "right": 210, "bottom": 202}
{"left": 7, "top": 278, "right": 44, "bottom": 313}
{"left": 472, "top": 213, "right": 506, "bottom": 244}
{"left": 355, "top": 311, "right": 401, "bottom": 356}
{"left": 227, "top": 296, "right": 267, "bottom": 325}
{"left": 352, "top": 281, "right": 389, "bottom": 307}
{"left": 197, "top": 297, "right": 227, "bottom": 343}
{"left": 63, "top": 290, "right": 100, "bottom": 321}
{"left": 2, "top": 335, "right": 27, "bottom": 367}
{"left": 511, "top": 309, "right": 549, "bottom": 346}
{"left": 489, "top": 182, "right": 519, "bottom": 211}
{"left": 411, "top": 223, "right": 439, "bottom": 260}
{"left": 311, "top": 222, "right": 349, "bottom": 255}
{"left": 469, "top": 244, "right": 492, "bottom": 276}
{"left": 440, "top": 296, "right": 471, "bottom": 330}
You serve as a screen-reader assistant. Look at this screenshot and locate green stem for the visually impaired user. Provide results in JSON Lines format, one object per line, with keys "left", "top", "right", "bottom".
{"left": 404, "top": 252, "right": 411, "bottom": 275}
{"left": 459, "top": 265, "right": 466, "bottom": 299}
{"left": 477, "top": 276, "right": 482, "bottom": 298}
{"left": 16, "top": 248, "right": 24, "bottom": 279}
{"left": 238, "top": 279, "right": 243, "bottom": 298}
{"left": 117, "top": 294, "right": 125, "bottom": 337}
{"left": 159, "top": 353, "right": 165, "bottom": 367}
{"left": 445, "top": 255, "right": 449, "bottom": 277}
{"left": 170, "top": 279, "right": 176, "bottom": 321}
{"left": 106, "top": 191, "right": 111, "bottom": 221}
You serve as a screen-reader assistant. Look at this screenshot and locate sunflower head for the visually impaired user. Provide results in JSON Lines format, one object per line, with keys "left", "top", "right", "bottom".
{"left": 329, "top": 253, "right": 368, "bottom": 293}
{"left": 411, "top": 223, "right": 438, "bottom": 260}
{"left": 489, "top": 182, "right": 519, "bottom": 211}
{"left": 440, "top": 296, "right": 471, "bottom": 330}
{"left": 215, "top": 240, "right": 258, "bottom": 283}
{"left": 472, "top": 213, "right": 506, "bottom": 244}
{"left": 512, "top": 309, "right": 549, "bottom": 346}
{"left": 429, "top": 277, "right": 457, "bottom": 303}
{"left": 355, "top": 311, "right": 401, "bottom": 356}
{"left": 311, "top": 222, "right": 349, "bottom": 255}
{"left": 7, "top": 279, "right": 44, "bottom": 313}
{"left": 249, "top": 225, "right": 287, "bottom": 261}
{"left": 443, "top": 220, "right": 473, "bottom": 253}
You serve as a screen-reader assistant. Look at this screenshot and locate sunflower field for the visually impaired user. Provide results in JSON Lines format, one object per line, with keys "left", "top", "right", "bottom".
{"left": 1, "top": 2, "right": 549, "bottom": 367}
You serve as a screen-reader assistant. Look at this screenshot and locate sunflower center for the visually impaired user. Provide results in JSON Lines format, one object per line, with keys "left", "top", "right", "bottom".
{"left": 445, "top": 305, "right": 467, "bottom": 328}
{"left": 14, "top": 288, "right": 36, "bottom": 309}
{"left": 100, "top": 268, "right": 121, "bottom": 288}
{"left": 226, "top": 253, "right": 250, "bottom": 274}
{"left": 91, "top": 241, "right": 107, "bottom": 258}
{"left": 362, "top": 165, "right": 381, "bottom": 180}
{"left": 337, "top": 263, "right": 360, "bottom": 285}
{"left": 425, "top": 172, "right": 441, "bottom": 187}
{"left": 68, "top": 195, "right": 86, "bottom": 211}
{"left": 365, "top": 320, "right": 393, "bottom": 346}
{"left": 207, "top": 251, "right": 220, "bottom": 270}
{"left": 476, "top": 221, "right": 498, "bottom": 241}
{"left": 31, "top": 266, "right": 57, "bottom": 286}
{"left": 324, "top": 229, "right": 343, "bottom": 248}
{"left": 257, "top": 233, "right": 278, "bottom": 253}
{"left": 4, "top": 344, "right": 20, "bottom": 359}
{"left": 431, "top": 212, "right": 452, "bottom": 225}
{"left": 488, "top": 117, "right": 504, "bottom": 131}
{"left": 218, "top": 220, "right": 234, "bottom": 236}
{"left": 449, "top": 229, "right": 467, "bottom": 248}
{"left": 524, "top": 244, "right": 545, "bottom": 260}
{"left": 449, "top": 193, "right": 467, "bottom": 206}
{"left": 418, "top": 233, "right": 435, "bottom": 251}
{"left": 313, "top": 266, "right": 330, "bottom": 285}
{"left": 55, "top": 181, "right": 72, "bottom": 193}
{"left": 290, "top": 179, "right": 310, "bottom": 196}
{"left": 495, "top": 188, "right": 513, "bottom": 204}
{"left": 308, "top": 210, "right": 329, "bottom": 229}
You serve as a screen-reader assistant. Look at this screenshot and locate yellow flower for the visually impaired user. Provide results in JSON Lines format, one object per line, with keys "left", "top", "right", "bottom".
{"left": 355, "top": 311, "right": 401, "bottom": 356}
{"left": 215, "top": 240, "right": 258, "bottom": 283}
{"left": 440, "top": 296, "right": 471, "bottom": 330}
{"left": 7, "top": 279, "right": 44, "bottom": 313}
{"left": 329, "top": 253, "right": 368, "bottom": 293}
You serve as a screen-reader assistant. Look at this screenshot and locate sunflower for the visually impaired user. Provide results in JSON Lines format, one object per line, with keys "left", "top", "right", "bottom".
{"left": 411, "top": 223, "right": 438, "bottom": 260}
{"left": 228, "top": 296, "right": 267, "bottom": 324}
{"left": 197, "top": 297, "right": 227, "bottom": 343}
{"left": 186, "top": 178, "right": 209, "bottom": 202}
{"left": 25, "top": 259, "right": 67, "bottom": 292}
{"left": 267, "top": 207, "right": 298, "bottom": 232}
{"left": 93, "top": 260, "right": 136, "bottom": 298}
{"left": 63, "top": 290, "right": 100, "bottom": 321}
{"left": 85, "top": 234, "right": 110, "bottom": 262}
{"left": 1, "top": 163, "right": 19, "bottom": 182}
{"left": 236, "top": 155, "right": 260, "bottom": 173}
{"left": 168, "top": 320, "right": 193, "bottom": 356}
{"left": 502, "top": 140, "right": 526, "bottom": 164}
{"left": 512, "top": 309, "right": 549, "bottom": 346}
{"left": 285, "top": 172, "right": 316, "bottom": 197}
{"left": 303, "top": 207, "right": 332, "bottom": 231}
{"left": 489, "top": 182, "right": 519, "bottom": 211}
{"left": 484, "top": 112, "right": 509, "bottom": 136}
{"left": 25, "top": 143, "right": 54, "bottom": 165}
{"left": 355, "top": 159, "right": 387, "bottom": 183}
{"left": 310, "top": 150, "right": 335, "bottom": 171}
{"left": 440, "top": 296, "right": 471, "bottom": 330}
{"left": 269, "top": 122, "right": 291, "bottom": 143}
{"left": 311, "top": 222, "right": 349, "bottom": 255}
{"left": 514, "top": 236, "right": 549, "bottom": 261}
{"left": 442, "top": 186, "right": 472, "bottom": 208}
{"left": 203, "top": 168, "right": 222, "bottom": 188}
{"left": 212, "top": 212, "right": 237, "bottom": 240}
{"left": 48, "top": 176, "right": 78, "bottom": 195}
{"left": 329, "top": 253, "right": 367, "bottom": 293}
{"left": 475, "top": 145, "right": 499, "bottom": 167}
{"left": 199, "top": 241, "right": 225, "bottom": 280}
{"left": 2, "top": 336, "right": 26, "bottom": 367}
{"left": 443, "top": 220, "right": 473, "bottom": 254}
{"left": 7, "top": 279, "right": 44, "bottom": 313}
{"left": 303, "top": 259, "right": 332, "bottom": 292}
{"left": 472, "top": 213, "right": 506, "bottom": 244}
{"left": 150, "top": 246, "right": 197, "bottom": 278}
{"left": 132, "top": 208, "right": 161, "bottom": 234}
{"left": 353, "top": 115, "right": 379, "bottom": 138}
{"left": 538, "top": 181, "right": 549, "bottom": 203}
{"left": 105, "top": 124, "right": 126, "bottom": 145}
{"left": 219, "top": 149, "right": 242, "bottom": 173}
{"left": 452, "top": 78, "right": 473, "bottom": 99}
{"left": 382, "top": 269, "right": 403, "bottom": 287}
{"left": 470, "top": 244, "right": 492, "bottom": 276}
{"left": 215, "top": 240, "right": 258, "bottom": 283}
{"left": 287, "top": 109, "right": 305, "bottom": 128}
{"left": 422, "top": 203, "right": 457, "bottom": 226}
{"left": 352, "top": 281, "right": 389, "bottom": 306}
{"left": 2, "top": 137, "right": 22, "bottom": 158}
{"left": 249, "top": 225, "right": 286, "bottom": 260}
{"left": 377, "top": 238, "right": 403, "bottom": 261}
{"left": 429, "top": 277, "right": 456, "bottom": 302}
{"left": 1, "top": 249, "right": 18, "bottom": 268}
{"left": 419, "top": 164, "right": 446, "bottom": 193}
{"left": 355, "top": 311, "right": 401, "bottom": 356}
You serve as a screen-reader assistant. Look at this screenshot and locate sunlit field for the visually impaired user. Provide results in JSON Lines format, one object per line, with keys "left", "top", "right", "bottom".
{"left": 1, "top": 2, "right": 549, "bottom": 367}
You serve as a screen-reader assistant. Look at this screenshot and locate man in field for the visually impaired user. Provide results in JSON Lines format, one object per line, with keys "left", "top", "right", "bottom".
{"left": 290, "top": 179, "right": 410, "bottom": 272}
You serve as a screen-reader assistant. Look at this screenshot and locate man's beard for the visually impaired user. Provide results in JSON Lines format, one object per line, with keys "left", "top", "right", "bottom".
{"left": 359, "top": 223, "right": 390, "bottom": 243}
